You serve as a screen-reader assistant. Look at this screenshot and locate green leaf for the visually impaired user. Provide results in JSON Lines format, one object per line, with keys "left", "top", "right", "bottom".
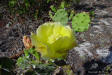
{"left": 9, "top": 0, "right": 17, "bottom": 7}
{"left": 50, "top": 5, "right": 57, "bottom": 12}
{"left": 60, "top": 1, "right": 65, "bottom": 9}
{"left": 72, "top": 12, "right": 90, "bottom": 32}
{"left": 24, "top": 50, "right": 29, "bottom": 57}
{"left": 52, "top": 9, "right": 68, "bottom": 25}
{"left": 16, "top": 57, "right": 30, "bottom": 69}
{"left": 30, "top": 49, "right": 40, "bottom": 61}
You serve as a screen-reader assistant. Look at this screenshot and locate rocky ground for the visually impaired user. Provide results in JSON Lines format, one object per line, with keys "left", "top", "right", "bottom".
{"left": 0, "top": 0, "right": 112, "bottom": 75}
{"left": 67, "top": 0, "right": 112, "bottom": 74}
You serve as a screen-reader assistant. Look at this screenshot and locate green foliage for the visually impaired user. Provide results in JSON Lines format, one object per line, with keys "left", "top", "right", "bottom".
{"left": 8, "top": 0, "right": 73, "bottom": 18}
{"left": 72, "top": 12, "right": 90, "bottom": 32}
{"left": 49, "top": 8, "right": 91, "bottom": 32}
{"left": 17, "top": 56, "right": 31, "bottom": 69}
{"left": 8, "top": 0, "right": 49, "bottom": 18}
{"left": 16, "top": 48, "right": 40, "bottom": 70}
{"left": 47, "top": 0, "right": 58, "bottom": 3}
{"left": 89, "top": 11, "right": 95, "bottom": 18}
{"left": 50, "top": 9, "right": 68, "bottom": 25}
{"left": 103, "top": 64, "right": 112, "bottom": 75}
{"left": 8, "top": 0, "right": 30, "bottom": 14}
{"left": 69, "top": 10, "right": 75, "bottom": 21}
{"left": 50, "top": 0, "right": 71, "bottom": 12}
{"left": 50, "top": 5, "right": 57, "bottom": 12}
{"left": 62, "top": 65, "right": 74, "bottom": 75}
{"left": 16, "top": 48, "right": 56, "bottom": 74}
{"left": 35, "top": 63, "right": 56, "bottom": 74}
{"left": 8, "top": 0, "right": 17, "bottom": 7}
{"left": 60, "top": 1, "right": 65, "bottom": 9}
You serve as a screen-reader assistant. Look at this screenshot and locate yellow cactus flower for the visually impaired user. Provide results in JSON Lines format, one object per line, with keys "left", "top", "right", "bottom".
{"left": 31, "top": 22, "right": 77, "bottom": 59}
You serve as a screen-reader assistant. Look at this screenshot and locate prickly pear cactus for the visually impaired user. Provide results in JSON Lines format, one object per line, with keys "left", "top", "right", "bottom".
{"left": 72, "top": 12, "right": 90, "bottom": 32}
{"left": 52, "top": 9, "right": 68, "bottom": 25}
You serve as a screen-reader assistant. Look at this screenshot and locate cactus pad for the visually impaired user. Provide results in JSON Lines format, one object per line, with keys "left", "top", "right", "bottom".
{"left": 72, "top": 12, "right": 90, "bottom": 32}
{"left": 52, "top": 9, "right": 68, "bottom": 25}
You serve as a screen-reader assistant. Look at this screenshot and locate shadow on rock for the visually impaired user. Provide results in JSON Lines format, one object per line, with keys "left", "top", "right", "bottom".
{"left": 83, "top": 59, "right": 108, "bottom": 75}
{"left": 0, "top": 57, "right": 16, "bottom": 75}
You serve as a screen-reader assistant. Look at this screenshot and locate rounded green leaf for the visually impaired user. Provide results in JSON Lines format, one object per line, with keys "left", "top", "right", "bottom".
{"left": 72, "top": 12, "right": 90, "bottom": 32}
